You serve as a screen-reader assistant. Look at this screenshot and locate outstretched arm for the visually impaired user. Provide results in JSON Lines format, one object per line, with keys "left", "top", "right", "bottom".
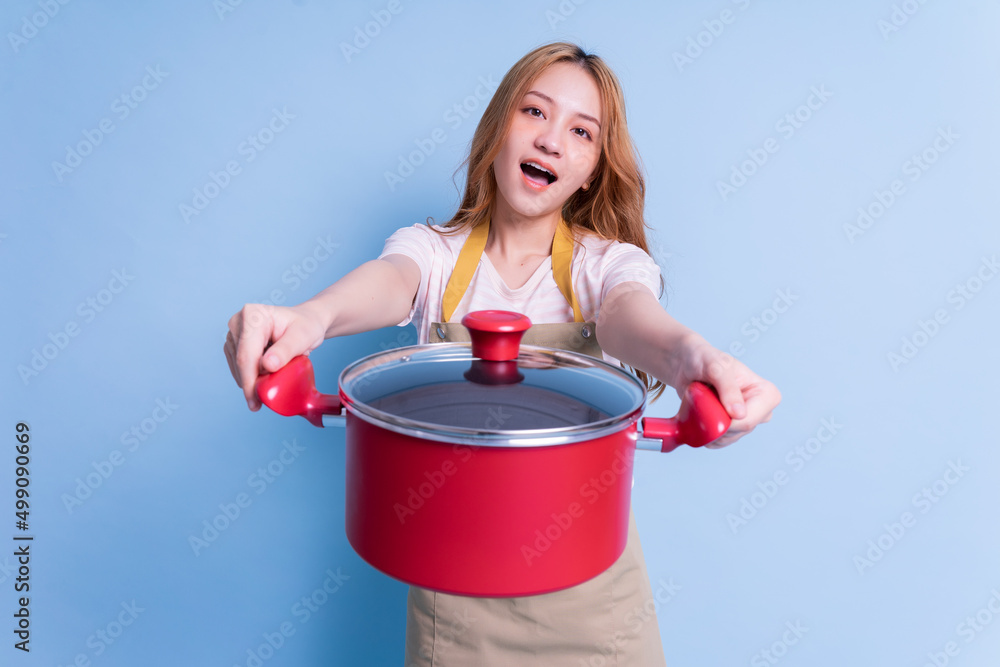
{"left": 596, "top": 282, "right": 781, "bottom": 447}
{"left": 224, "top": 254, "right": 420, "bottom": 411}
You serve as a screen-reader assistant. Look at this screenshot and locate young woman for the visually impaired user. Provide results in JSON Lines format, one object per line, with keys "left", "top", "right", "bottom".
{"left": 225, "top": 42, "right": 780, "bottom": 666}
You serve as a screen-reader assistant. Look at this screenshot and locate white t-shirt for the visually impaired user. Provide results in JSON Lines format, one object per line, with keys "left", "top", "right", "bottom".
{"left": 378, "top": 223, "right": 662, "bottom": 364}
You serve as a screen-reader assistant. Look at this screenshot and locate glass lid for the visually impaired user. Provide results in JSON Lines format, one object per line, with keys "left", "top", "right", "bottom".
{"left": 337, "top": 311, "right": 647, "bottom": 446}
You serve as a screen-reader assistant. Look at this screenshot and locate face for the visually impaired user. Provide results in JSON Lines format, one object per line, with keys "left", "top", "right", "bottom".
{"left": 492, "top": 62, "right": 603, "bottom": 221}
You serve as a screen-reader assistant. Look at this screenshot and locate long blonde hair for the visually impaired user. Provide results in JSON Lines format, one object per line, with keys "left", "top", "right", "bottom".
{"left": 438, "top": 42, "right": 665, "bottom": 401}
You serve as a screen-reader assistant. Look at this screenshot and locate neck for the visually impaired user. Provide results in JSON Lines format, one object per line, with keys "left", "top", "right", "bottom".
{"left": 487, "top": 202, "right": 561, "bottom": 260}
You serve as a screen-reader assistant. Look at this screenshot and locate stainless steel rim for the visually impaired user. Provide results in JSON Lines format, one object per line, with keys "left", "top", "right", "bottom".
{"left": 338, "top": 342, "right": 647, "bottom": 448}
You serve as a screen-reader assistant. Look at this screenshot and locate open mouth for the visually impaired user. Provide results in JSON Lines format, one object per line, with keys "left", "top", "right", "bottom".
{"left": 520, "top": 161, "right": 557, "bottom": 187}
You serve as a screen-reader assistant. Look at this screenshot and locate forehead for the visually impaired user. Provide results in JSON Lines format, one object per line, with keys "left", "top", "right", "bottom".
{"left": 525, "top": 62, "right": 602, "bottom": 124}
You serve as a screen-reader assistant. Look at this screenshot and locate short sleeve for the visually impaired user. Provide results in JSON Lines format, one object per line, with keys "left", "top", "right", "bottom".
{"left": 598, "top": 242, "right": 663, "bottom": 305}
{"left": 377, "top": 224, "right": 438, "bottom": 327}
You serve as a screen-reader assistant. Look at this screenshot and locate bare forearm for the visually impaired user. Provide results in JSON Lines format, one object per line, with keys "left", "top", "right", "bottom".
{"left": 597, "top": 284, "right": 781, "bottom": 445}
{"left": 299, "top": 257, "right": 417, "bottom": 338}
{"left": 595, "top": 282, "right": 705, "bottom": 389}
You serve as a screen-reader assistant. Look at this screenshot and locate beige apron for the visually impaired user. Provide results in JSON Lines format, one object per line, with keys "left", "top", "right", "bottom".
{"left": 403, "top": 219, "right": 667, "bottom": 666}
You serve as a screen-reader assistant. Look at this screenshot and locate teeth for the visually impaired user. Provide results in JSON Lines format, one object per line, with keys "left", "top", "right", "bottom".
{"left": 524, "top": 161, "right": 554, "bottom": 178}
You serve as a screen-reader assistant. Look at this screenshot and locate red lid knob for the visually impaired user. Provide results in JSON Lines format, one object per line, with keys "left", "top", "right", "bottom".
{"left": 461, "top": 310, "right": 532, "bottom": 361}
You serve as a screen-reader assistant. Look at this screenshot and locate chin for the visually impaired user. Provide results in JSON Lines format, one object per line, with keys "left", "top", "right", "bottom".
{"left": 505, "top": 195, "right": 562, "bottom": 220}
{"left": 496, "top": 182, "right": 567, "bottom": 219}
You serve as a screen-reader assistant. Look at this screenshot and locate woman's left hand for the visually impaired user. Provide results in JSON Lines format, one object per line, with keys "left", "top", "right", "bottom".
{"left": 672, "top": 334, "right": 781, "bottom": 448}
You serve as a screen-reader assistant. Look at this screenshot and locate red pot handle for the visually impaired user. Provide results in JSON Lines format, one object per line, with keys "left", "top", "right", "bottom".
{"left": 255, "top": 355, "right": 342, "bottom": 428}
{"left": 641, "top": 382, "right": 732, "bottom": 452}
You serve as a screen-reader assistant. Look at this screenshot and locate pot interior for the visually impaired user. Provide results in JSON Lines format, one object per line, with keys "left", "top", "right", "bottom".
{"left": 368, "top": 382, "right": 611, "bottom": 430}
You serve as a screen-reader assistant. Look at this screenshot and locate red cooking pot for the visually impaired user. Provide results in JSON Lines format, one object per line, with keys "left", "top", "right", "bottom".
{"left": 256, "top": 310, "right": 730, "bottom": 597}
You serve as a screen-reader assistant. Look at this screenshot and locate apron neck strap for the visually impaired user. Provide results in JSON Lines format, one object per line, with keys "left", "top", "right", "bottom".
{"left": 441, "top": 220, "right": 489, "bottom": 323}
{"left": 552, "top": 219, "right": 584, "bottom": 323}
{"left": 441, "top": 218, "right": 583, "bottom": 323}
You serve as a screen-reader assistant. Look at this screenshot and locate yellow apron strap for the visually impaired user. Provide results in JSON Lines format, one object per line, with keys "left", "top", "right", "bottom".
{"left": 553, "top": 219, "right": 583, "bottom": 323}
{"left": 440, "top": 217, "right": 582, "bottom": 323}
{"left": 442, "top": 221, "right": 490, "bottom": 322}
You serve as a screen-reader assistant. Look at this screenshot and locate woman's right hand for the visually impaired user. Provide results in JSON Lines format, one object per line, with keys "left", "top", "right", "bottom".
{"left": 224, "top": 302, "right": 329, "bottom": 411}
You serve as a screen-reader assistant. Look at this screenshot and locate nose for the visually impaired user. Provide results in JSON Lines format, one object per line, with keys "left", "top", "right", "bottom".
{"left": 534, "top": 125, "right": 562, "bottom": 157}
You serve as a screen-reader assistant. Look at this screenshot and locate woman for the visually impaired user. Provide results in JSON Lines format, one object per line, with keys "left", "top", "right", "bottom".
{"left": 225, "top": 42, "right": 780, "bottom": 666}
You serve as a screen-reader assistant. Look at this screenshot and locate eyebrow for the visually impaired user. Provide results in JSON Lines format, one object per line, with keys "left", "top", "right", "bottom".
{"left": 525, "top": 90, "right": 601, "bottom": 129}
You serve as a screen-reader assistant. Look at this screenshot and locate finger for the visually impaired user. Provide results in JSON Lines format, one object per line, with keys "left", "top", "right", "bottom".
{"left": 224, "top": 334, "right": 239, "bottom": 384}
{"left": 711, "top": 380, "right": 746, "bottom": 421}
{"left": 261, "top": 322, "right": 319, "bottom": 373}
{"left": 227, "top": 310, "right": 242, "bottom": 337}
{"left": 226, "top": 313, "right": 244, "bottom": 384}
{"left": 704, "top": 357, "right": 747, "bottom": 420}
{"left": 705, "top": 433, "right": 739, "bottom": 448}
{"left": 709, "top": 406, "right": 760, "bottom": 444}
{"left": 701, "top": 375, "right": 781, "bottom": 448}
{"left": 738, "top": 385, "right": 781, "bottom": 429}
{"left": 235, "top": 306, "right": 274, "bottom": 410}
{"left": 705, "top": 390, "right": 779, "bottom": 448}
{"left": 705, "top": 423, "right": 750, "bottom": 448}
{"left": 226, "top": 341, "right": 261, "bottom": 412}
{"left": 224, "top": 332, "right": 250, "bottom": 405}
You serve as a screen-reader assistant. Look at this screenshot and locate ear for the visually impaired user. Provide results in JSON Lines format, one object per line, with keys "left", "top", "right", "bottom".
{"left": 586, "top": 153, "right": 604, "bottom": 188}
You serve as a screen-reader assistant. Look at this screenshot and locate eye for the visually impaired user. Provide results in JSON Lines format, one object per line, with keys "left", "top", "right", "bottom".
{"left": 573, "top": 127, "right": 593, "bottom": 140}
{"left": 523, "top": 106, "right": 543, "bottom": 118}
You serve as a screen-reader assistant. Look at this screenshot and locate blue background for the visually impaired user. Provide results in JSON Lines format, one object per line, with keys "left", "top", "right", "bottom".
{"left": 2, "top": 1, "right": 999, "bottom": 665}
